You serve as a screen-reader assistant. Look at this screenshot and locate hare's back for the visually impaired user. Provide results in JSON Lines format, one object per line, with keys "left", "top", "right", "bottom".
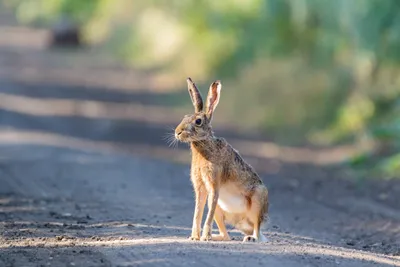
{"left": 226, "top": 145, "right": 263, "bottom": 184}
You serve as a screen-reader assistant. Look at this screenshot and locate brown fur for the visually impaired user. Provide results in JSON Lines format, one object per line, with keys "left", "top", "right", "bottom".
{"left": 174, "top": 78, "right": 269, "bottom": 242}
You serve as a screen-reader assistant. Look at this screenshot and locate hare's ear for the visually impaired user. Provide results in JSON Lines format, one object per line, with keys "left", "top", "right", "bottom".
{"left": 205, "top": 80, "right": 221, "bottom": 120}
{"left": 186, "top": 77, "right": 203, "bottom": 113}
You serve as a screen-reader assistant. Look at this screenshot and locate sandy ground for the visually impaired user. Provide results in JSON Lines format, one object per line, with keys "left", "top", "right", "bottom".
{"left": 0, "top": 16, "right": 399, "bottom": 267}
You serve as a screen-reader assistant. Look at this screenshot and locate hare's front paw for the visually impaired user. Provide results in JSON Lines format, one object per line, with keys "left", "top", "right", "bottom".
{"left": 200, "top": 226, "right": 212, "bottom": 241}
{"left": 188, "top": 236, "right": 200, "bottom": 241}
{"left": 200, "top": 234, "right": 212, "bottom": 241}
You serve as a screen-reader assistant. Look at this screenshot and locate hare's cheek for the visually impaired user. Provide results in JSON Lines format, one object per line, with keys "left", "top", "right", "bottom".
{"left": 180, "top": 131, "right": 190, "bottom": 139}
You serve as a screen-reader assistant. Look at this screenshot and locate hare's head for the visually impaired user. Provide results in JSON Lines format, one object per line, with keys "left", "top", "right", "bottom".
{"left": 175, "top": 78, "right": 221, "bottom": 143}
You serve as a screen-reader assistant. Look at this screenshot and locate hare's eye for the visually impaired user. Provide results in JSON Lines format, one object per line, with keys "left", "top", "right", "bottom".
{"left": 195, "top": 118, "right": 202, "bottom": 126}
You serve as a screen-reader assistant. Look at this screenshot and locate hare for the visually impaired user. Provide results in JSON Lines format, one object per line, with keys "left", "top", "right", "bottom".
{"left": 174, "top": 77, "right": 269, "bottom": 242}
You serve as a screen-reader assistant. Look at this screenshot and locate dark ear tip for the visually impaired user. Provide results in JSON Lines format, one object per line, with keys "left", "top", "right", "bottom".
{"left": 213, "top": 80, "right": 221, "bottom": 86}
{"left": 187, "top": 77, "right": 193, "bottom": 83}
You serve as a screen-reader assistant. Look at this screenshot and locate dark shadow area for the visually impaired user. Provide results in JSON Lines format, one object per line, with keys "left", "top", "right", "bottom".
{"left": 0, "top": 246, "right": 111, "bottom": 267}
{"left": 0, "top": 109, "right": 171, "bottom": 145}
{"left": 0, "top": 80, "right": 188, "bottom": 107}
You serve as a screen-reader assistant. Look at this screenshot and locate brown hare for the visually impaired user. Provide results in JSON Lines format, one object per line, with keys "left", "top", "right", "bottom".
{"left": 174, "top": 78, "right": 269, "bottom": 242}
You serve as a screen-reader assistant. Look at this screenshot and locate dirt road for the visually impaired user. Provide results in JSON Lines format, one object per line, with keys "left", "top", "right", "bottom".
{"left": 0, "top": 139, "right": 399, "bottom": 267}
{"left": 0, "top": 21, "right": 399, "bottom": 267}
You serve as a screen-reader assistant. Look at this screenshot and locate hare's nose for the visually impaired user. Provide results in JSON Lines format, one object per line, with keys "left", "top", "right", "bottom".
{"left": 175, "top": 131, "right": 182, "bottom": 138}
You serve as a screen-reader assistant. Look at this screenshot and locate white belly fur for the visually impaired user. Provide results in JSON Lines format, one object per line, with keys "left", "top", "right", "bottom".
{"left": 217, "top": 183, "right": 247, "bottom": 214}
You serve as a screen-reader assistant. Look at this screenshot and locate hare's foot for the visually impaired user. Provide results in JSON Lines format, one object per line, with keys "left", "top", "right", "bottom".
{"left": 189, "top": 235, "right": 200, "bottom": 241}
{"left": 243, "top": 235, "right": 257, "bottom": 242}
{"left": 200, "top": 233, "right": 212, "bottom": 241}
{"left": 242, "top": 186, "right": 269, "bottom": 244}
{"left": 200, "top": 225, "right": 212, "bottom": 241}
{"left": 212, "top": 234, "right": 231, "bottom": 241}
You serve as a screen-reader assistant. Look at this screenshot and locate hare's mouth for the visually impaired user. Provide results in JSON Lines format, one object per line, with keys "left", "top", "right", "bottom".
{"left": 175, "top": 131, "right": 208, "bottom": 143}
{"left": 175, "top": 130, "right": 191, "bottom": 142}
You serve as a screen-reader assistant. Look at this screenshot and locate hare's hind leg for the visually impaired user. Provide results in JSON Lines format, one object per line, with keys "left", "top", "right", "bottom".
{"left": 212, "top": 205, "right": 231, "bottom": 241}
{"left": 243, "top": 186, "right": 269, "bottom": 243}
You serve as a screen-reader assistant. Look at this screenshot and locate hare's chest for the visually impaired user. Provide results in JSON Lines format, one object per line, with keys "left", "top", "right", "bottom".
{"left": 217, "top": 183, "right": 247, "bottom": 214}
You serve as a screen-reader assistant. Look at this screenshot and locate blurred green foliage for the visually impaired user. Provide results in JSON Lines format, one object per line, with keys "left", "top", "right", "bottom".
{"left": 5, "top": 0, "right": 400, "bottom": 177}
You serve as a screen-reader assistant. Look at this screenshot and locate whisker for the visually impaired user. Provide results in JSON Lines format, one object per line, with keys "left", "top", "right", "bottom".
{"left": 172, "top": 139, "right": 179, "bottom": 149}
{"left": 167, "top": 136, "right": 178, "bottom": 149}
{"left": 167, "top": 136, "right": 176, "bottom": 148}
{"left": 162, "top": 125, "right": 175, "bottom": 139}
{"left": 162, "top": 128, "right": 178, "bottom": 149}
